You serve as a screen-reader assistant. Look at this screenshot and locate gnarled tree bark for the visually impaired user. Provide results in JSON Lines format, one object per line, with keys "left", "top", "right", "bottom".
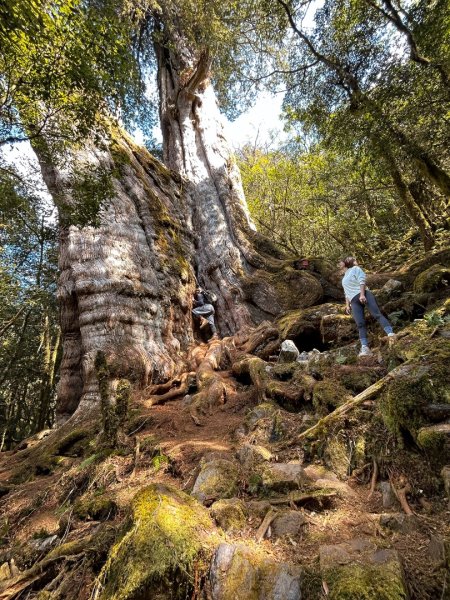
{"left": 34, "top": 131, "right": 196, "bottom": 421}
{"left": 156, "top": 26, "right": 323, "bottom": 335}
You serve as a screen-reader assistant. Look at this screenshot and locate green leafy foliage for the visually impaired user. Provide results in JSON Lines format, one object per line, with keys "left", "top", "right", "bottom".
{"left": 274, "top": 0, "right": 450, "bottom": 249}
{"left": 0, "top": 0, "right": 150, "bottom": 148}
{"left": 0, "top": 172, "right": 59, "bottom": 448}
{"left": 239, "top": 141, "right": 408, "bottom": 260}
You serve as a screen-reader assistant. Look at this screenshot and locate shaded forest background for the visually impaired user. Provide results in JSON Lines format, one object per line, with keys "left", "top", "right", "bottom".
{"left": 0, "top": 0, "right": 449, "bottom": 446}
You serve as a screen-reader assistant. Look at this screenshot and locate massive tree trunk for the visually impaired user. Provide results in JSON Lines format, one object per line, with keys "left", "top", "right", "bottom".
{"left": 156, "top": 37, "right": 323, "bottom": 335}
{"left": 34, "top": 131, "right": 197, "bottom": 421}
{"left": 31, "top": 24, "right": 326, "bottom": 421}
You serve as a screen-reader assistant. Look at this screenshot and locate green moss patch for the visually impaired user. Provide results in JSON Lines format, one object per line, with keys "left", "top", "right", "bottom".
{"left": 324, "top": 561, "right": 407, "bottom": 600}
{"left": 313, "top": 380, "right": 349, "bottom": 416}
{"left": 379, "top": 360, "right": 449, "bottom": 444}
{"left": 74, "top": 492, "right": 117, "bottom": 521}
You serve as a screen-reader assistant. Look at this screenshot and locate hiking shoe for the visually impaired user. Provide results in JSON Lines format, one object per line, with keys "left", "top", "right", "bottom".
{"left": 358, "top": 345, "right": 372, "bottom": 357}
{"left": 387, "top": 332, "right": 396, "bottom": 346}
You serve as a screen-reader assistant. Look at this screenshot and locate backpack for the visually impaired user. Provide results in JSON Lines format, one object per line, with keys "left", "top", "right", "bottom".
{"left": 202, "top": 289, "right": 217, "bottom": 304}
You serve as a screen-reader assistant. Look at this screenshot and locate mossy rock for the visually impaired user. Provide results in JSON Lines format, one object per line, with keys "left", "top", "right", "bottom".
{"left": 313, "top": 380, "right": 349, "bottom": 416}
{"left": 210, "top": 542, "right": 302, "bottom": 599}
{"left": 243, "top": 403, "right": 287, "bottom": 443}
{"left": 320, "top": 313, "right": 356, "bottom": 346}
{"left": 98, "top": 484, "right": 217, "bottom": 600}
{"left": 379, "top": 360, "right": 449, "bottom": 443}
{"left": 417, "top": 424, "right": 450, "bottom": 466}
{"left": 270, "top": 362, "right": 304, "bottom": 381}
{"left": 324, "top": 436, "right": 350, "bottom": 479}
{"left": 337, "top": 365, "right": 384, "bottom": 394}
{"left": 385, "top": 318, "right": 450, "bottom": 364}
{"left": 413, "top": 263, "right": 450, "bottom": 294}
{"left": 260, "top": 462, "right": 311, "bottom": 494}
{"left": 210, "top": 498, "right": 247, "bottom": 532}
{"left": 243, "top": 269, "right": 323, "bottom": 317}
{"left": 324, "top": 562, "right": 407, "bottom": 600}
{"left": 191, "top": 459, "right": 240, "bottom": 505}
{"left": 73, "top": 492, "right": 117, "bottom": 521}
{"left": 277, "top": 303, "right": 341, "bottom": 340}
{"left": 245, "top": 403, "right": 278, "bottom": 430}
{"left": 236, "top": 443, "right": 273, "bottom": 470}
{"left": 320, "top": 538, "right": 407, "bottom": 600}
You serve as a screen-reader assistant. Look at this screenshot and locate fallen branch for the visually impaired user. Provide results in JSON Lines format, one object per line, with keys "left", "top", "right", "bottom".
{"left": 292, "top": 363, "right": 412, "bottom": 444}
{"left": 256, "top": 508, "right": 278, "bottom": 542}
{"left": 368, "top": 459, "right": 379, "bottom": 499}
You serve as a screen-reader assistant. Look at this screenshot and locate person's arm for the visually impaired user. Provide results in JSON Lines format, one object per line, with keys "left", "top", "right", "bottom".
{"left": 354, "top": 267, "right": 367, "bottom": 304}
{"left": 359, "top": 283, "right": 367, "bottom": 304}
{"left": 345, "top": 296, "right": 351, "bottom": 314}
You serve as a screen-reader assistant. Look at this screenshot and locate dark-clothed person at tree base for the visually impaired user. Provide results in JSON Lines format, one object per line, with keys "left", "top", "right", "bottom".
{"left": 192, "top": 287, "right": 218, "bottom": 339}
{"left": 339, "top": 257, "right": 395, "bottom": 357}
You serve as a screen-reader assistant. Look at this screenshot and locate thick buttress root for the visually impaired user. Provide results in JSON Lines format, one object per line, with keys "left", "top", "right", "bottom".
{"left": 186, "top": 339, "right": 236, "bottom": 424}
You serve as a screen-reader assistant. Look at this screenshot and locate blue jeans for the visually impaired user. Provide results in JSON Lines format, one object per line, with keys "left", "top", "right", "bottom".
{"left": 192, "top": 304, "right": 216, "bottom": 334}
{"left": 350, "top": 290, "right": 393, "bottom": 347}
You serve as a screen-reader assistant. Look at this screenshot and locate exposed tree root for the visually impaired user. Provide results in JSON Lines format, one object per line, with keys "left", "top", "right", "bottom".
{"left": 187, "top": 340, "right": 233, "bottom": 424}
{"left": 146, "top": 372, "right": 196, "bottom": 406}
{"left": 0, "top": 536, "right": 91, "bottom": 599}
{"left": 390, "top": 474, "right": 414, "bottom": 516}
{"left": 232, "top": 356, "right": 270, "bottom": 402}
{"left": 368, "top": 459, "right": 379, "bottom": 499}
{"left": 237, "top": 321, "right": 280, "bottom": 357}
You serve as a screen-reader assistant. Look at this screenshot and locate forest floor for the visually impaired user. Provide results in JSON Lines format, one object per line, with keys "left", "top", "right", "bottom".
{"left": 0, "top": 243, "right": 449, "bottom": 599}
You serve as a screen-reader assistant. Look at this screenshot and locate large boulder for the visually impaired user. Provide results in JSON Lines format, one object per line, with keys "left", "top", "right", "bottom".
{"left": 413, "top": 264, "right": 450, "bottom": 294}
{"left": 210, "top": 499, "right": 247, "bottom": 532}
{"left": 260, "top": 463, "right": 311, "bottom": 494}
{"left": 278, "top": 304, "right": 343, "bottom": 350}
{"left": 243, "top": 269, "right": 323, "bottom": 319}
{"left": 270, "top": 510, "right": 306, "bottom": 539}
{"left": 417, "top": 424, "right": 450, "bottom": 465}
{"left": 320, "top": 313, "right": 356, "bottom": 346}
{"left": 236, "top": 443, "right": 273, "bottom": 470}
{"left": 379, "top": 321, "right": 450, "bottom": 448}
{"left": 98, "top": 484, "right": 217, "bottom": 600}
{"left": 210, "top": 543, "right": 302, "bottom": 600}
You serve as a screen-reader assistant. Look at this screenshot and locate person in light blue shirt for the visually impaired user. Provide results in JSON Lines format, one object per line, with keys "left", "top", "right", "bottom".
{"left": 339, "top": 256, "right": 395, "bottom": 356}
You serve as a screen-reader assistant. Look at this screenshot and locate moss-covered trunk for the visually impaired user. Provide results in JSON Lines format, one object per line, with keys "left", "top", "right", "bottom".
{"left": 34, "top": 131, "right": 196, "bottom": 421}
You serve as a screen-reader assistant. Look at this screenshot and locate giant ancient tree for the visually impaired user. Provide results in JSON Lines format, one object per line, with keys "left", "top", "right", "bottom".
{"left": 18, "top": 0, "right": 325, "bottom": 422}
